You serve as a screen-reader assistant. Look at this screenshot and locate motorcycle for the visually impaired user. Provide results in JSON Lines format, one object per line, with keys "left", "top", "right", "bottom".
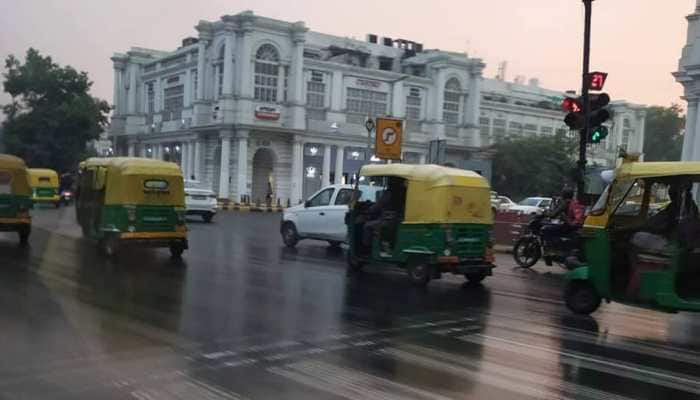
{"left": 512, "top": 214, "right": 581, "bottom": 269}
{"left": 60, "top": 189, "right": 73, "bottom": 205}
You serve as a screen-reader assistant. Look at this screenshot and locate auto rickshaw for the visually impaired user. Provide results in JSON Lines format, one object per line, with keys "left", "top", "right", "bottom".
{"left": 76, "top": 157, "right": 188, "bottom": 258}
{"left": 0, "top": 154, "right": 32, "bottom": 245}
{"left": 28, "top": 168, "right": 61, "bottom": 208}
{"left": 565, "top": 153, "right": 700, "bottom": 314}
{"left": 346, "top": 164, "right": 495, "bottom": 287}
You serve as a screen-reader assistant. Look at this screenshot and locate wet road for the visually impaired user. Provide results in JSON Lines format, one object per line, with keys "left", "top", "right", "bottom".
{"left": 1, "top": 208, "right": 700, "bottom": 399}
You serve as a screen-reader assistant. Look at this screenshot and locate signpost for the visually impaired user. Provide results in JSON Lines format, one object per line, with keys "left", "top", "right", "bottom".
{"left": 374, "top": 117, "right": 403, "bottom": 160}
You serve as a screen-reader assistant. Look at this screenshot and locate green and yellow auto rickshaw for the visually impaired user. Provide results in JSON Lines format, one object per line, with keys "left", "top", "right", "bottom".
{"left": 28, "top": 168, "right": 61, "bottom": 208}
{"left": 76, "top": 157, "right": 188, "bottom": 258}
{"left": 565, "top": 154, "right": 700, "bottom": 314}
{"left": 0, "top": 154, "right": 32, "bottom": 245}
{"left": 346, "top": 164, "right": 495, "bottom": 287}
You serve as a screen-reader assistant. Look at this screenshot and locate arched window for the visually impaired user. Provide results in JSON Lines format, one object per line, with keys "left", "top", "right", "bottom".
{"left": 443, "top": 78, "right": 462, "bottom": 125}
{"left": 254, "top": 44, "right": 280, "bottom": 102}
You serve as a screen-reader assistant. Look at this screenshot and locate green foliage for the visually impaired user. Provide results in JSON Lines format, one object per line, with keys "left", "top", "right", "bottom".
{"left": 490, "top": 133, "right": 578, "bottom": 200}
{"left": 1, "top": 48, "right": 110, "bottom": 172}
{"left": 643, "top": 104, "right": 684, "bottom": 161}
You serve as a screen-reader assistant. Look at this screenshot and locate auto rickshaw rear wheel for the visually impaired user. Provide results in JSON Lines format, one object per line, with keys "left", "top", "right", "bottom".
{"left": 465, "top": 272, "right": 487, "bottom": 284}
{"left": 18, "top": 228, "right": 30, "bottom": 246}
{"left": 407, "top": 258, "right": 431, "bottom": 287}
{"left": 170, "top": 244, "right": 185, "bottom": 259}
{"left": 564, "top": 281, "right": 601, "bottom": 315}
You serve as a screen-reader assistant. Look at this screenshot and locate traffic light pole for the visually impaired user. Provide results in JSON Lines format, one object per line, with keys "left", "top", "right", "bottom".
{"left": 578, "top": 0, "right": 593, "bottom": 202}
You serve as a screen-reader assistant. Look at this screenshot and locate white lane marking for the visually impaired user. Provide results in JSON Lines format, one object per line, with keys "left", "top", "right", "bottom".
{"left": 378, "top": 347, "right": 567, "bottom": 400}
{"left": 269, "top": 360, "right": 452, "bottom": 400}
{"left": 130, "top": 377, "right": 245, "bottom": 400}
{"left": 393, "top": 344, "right": 637, "bottom": 400}
{"left": 462, "top": 334, "right": 700, "bottom": 395}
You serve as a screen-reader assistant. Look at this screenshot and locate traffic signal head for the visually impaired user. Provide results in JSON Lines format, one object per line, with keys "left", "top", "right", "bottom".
{"left": 561, "top": 97, "right": 582, "bottom": 113}
{"left": 562, "top": 97, "right": 584, "bottom": 130}
{"left": 589, "top": 125, "right": 609, "bottom": 143}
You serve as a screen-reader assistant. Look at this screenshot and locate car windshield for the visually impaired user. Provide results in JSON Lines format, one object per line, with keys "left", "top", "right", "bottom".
{"left": 518, "top": 198, "right": 541, "bottom": 207}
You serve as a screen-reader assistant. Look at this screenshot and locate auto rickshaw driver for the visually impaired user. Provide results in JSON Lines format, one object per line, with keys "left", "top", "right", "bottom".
{"left": 360, "top": 177, "right": 407, "bottom": 253}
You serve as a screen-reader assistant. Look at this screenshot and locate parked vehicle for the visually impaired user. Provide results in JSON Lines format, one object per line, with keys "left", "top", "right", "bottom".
{"left": 76, "top": 157, "right": 188, "bottom": 258}
{"left": 496, "top": 195, "right": 516, "bottom": 211}
{"left": 185, "top": 184, "right": 218, "bottom": 222}
{"left": 512, "top": 214, "right": 580, "bottom": 268}
{"left": 564, "top": 154, "right": 700, "bottom": 315}
{"left": 0, "top": 154, "right": 32, "bottom": 245}
{"left": 28, "top": 168, "right": 61, "bottom": 208}
{"left": 281, "top": 184, "right": 380, "bottom": 248}
{"left": 346, "top": 164, "right": 495, "bottom": 287}
{"left": 509, "top": 196, "right": 553, "bottom": 215}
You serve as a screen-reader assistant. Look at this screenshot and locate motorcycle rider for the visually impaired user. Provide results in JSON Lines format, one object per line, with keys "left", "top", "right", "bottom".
{"left": 541, "top": 188, "right": 582, "bottom": 250}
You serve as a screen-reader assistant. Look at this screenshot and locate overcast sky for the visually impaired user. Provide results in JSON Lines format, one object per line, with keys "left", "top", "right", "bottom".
{"left": 0, "top": 0, "right": 694, "bottom": 112}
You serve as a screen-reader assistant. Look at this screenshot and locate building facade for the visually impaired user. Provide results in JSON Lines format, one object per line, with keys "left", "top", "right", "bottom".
{"left": 676, "top": 1, "right": 700, "bottom": 162}
{"left": 109, "top": 10, "right": 646, "bottom": 204}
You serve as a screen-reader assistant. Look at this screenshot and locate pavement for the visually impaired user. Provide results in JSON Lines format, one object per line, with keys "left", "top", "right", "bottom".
{"left": 0, "top": 208, "right": 699, "bottom": 399}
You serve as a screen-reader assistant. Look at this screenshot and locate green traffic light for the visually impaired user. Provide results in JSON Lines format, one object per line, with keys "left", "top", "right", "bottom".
{"left": 590, "top": 126, "right": 609, "bottom": 143}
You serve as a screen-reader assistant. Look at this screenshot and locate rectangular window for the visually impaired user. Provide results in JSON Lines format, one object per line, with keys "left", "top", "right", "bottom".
{"left": 163, "top": 85, "right": 184, "bottom": 121}
{"left": 378, "top": 57, "right": 393, "bottom": 71}
{"left": 145, "top": 81, "right": 155, "bottom": 114}
{"left": 524, "top": 124, "right": 537, "bottom": 132}
{"left": 307, "top": 81, "right": 325, "bottom": 108}
{"left": 509, "top": 122, "right": 522, "bottom": 130}
{"left": 493, "top": 118, "right": 506, "bottom": 127}
{"left": 215, "top": 64, "right": 224, "bottom": 98}
{"left": 283, "top": 66, "right": 289, "bottom": 102}
{"left": 254, "top": 61, "right": 279, "bottom": 102}
{"left": 622, "top": 129, "right": 632, "bottom": 150}
{"left": 405, "top": 87, "right": 422, "bottom": 120}
{"left": 540, "top": 126, "right": 553, "bottom": 134}
{"left": 161, "top": 55, "right": 186, "bottom": 69}
{"left": 479, "top": 117, "right": 490, "bottom": 125}
{"left": 346, "top": 87, "right": 388, "bottom": 116}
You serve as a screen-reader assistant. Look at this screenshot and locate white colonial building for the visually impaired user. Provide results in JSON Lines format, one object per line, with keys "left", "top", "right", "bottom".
{"left": 676, "top": 0, "right": 700, "bottom": 162}
{"left": 109, "top": 10, "right": 646, "bottom": 203}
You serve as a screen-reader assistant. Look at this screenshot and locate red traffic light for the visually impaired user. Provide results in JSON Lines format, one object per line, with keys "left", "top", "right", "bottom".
{"left": 561, "top": 98, "right": 582, "bottom": 113}
{"left": 588, "top": 71, "right": 608, "bottom": 91}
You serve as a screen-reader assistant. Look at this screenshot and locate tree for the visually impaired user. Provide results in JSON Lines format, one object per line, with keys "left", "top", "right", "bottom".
{"left": 643, "top": 104, "right": 684, "bottom": 161}
{"left": 490, "top": 133, "right": 578, "bottom": 200}
{"left": 1, "top": 48, "right": 110, "bottom": 172}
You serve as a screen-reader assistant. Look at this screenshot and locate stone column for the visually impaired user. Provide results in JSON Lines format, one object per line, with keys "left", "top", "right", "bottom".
{"left": 391, "top": 80, "right": 405, "bottom": 118}
{"left": 291, "top": 137, "right": 303, "bottom": 204}
{"left": 127, "top": 63, "right": 138, "bottom": 114}
{"left": 290, "top": 28, "right": 306, "bottom": 105}
{"left": 419, "top": 153, "right": 426, "bottom": 164}
{"left": 154, "top": 78, "right": 161, "bottom": 113}
{"left": 155, "top": 143, "right": 163, "bottom": 160}
{"left": 238, "top": 23, "right": 254, "bottom": 98}
{"left": 334, "top": 145, "right": 345, "bottom": 184}
{"left": 185, "top": 68, "right": 192, "bottom": 107}
{"left": 322, "top": 144, "right": 331, "bottom": 187}
{"left": 127, "top": 142, "right": 135, "bottom": 157}
{"left": 692, "top": 106, "right": 700, "bottom": 161}
{"left": 181, "top": 142, "right": 189, "bottom": 178}
{"left": 276, "top": 65, "right": 286, "bottom": 102}
{"left": 236, "top": 130, "right": 249, "bottom": 202}
{"left": 196, "top": 41, "right": 207, "bottom": 100}
{"left": 330, "top": 70, "right": 343, "bottom": 111}
{"left": 111, "top": 59, "right": 125, "bottom": 115}
{"left": 683, "top": 100, "right": 698, "bottom": 160}
{"left": 187, "top": 140, "right": 195, "bottom": 180}
{"left": 193, "top": 139, "right": 202, "bottom": 180}
{"left": 222, "top": 27, "right": 235, "bottom": 97}
{"left": 219, "top": 131, "right": 232, "bottom": 198}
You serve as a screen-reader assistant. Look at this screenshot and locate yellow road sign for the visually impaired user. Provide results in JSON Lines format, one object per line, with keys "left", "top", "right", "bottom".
{"left": 375, "top": 117, "right": 403, "bottom": 160}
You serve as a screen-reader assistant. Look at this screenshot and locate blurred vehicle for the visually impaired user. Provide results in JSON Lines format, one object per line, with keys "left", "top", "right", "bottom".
{"left": 28, "top": 168, "right": 61, "bottom": 208}
{"left": 496, "top": 195, "right": 516, "bottom": 211}
{"left": 565, "top": 155, "right": 700, "bottom": 315}
{"left": 76, "top": 157, "right": 188, "bottom": 258}
{"left": 281, "top": 184, "right": 380, "bottom": 248}
{"left": 0, "top": 154, "right": 32, "bottom": 245}
{"left": 509, "top": 196, "right": 553, "bottom": 215}
{"left": 59, "top": 189, "right": 74, "bottom": 205}
{"left": 184, "top": 184, "right": 218, "bottom": 223}
{"left": 512, "top": 214, "right": 580, "bottom": 268}
{"left": 346, "top": 164, "right": 495, "bottom": 287}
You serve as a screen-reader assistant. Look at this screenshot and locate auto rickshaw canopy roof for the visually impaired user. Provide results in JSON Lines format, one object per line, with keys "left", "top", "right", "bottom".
{"left": 615, "top": 161, "right": 700, "bottom": 180}
{"left": 80, "top": 157, "right": 184, "bottom": 206}
{"left": 0, "top": 154, "right": 31, "bottom": 196}
{"left": 28, "top": 168, "right": 59, "bottom": 187}
{"left": 359, "top": 164, "right": 493, "bottom": 225}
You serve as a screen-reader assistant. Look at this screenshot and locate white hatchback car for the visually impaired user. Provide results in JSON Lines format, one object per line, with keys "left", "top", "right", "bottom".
{"left": 185, "top": 184, "right": 218, "bottom": 223}
{"left": 281, "top": 184, "right": 381, "bottom": 248}
{"left": 508, "top": 196, "right": 553, "bottom": 215}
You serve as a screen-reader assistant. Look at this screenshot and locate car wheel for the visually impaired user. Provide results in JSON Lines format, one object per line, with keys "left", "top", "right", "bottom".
{"left": 202, "top": 213, "right": 214, "bottom": 223}
{"left": 282, "top": 222, "right": 299, "bottom": 248}
{"left": 565, "top": 281, "right": 601, "bottom": 315}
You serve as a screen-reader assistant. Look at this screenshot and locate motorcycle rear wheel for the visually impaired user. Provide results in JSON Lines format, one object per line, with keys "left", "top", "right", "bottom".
{"left": 513, "top": 236, "right": 542, "bottom": 268}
